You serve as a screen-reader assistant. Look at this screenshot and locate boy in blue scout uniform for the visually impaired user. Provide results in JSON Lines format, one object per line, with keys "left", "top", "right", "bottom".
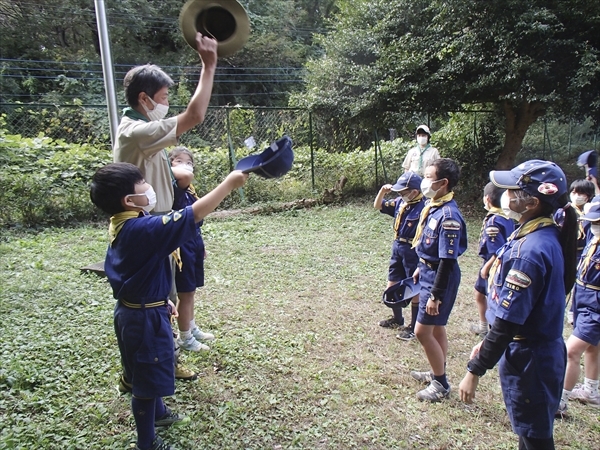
{"left": 90, "top": 162, "right": 247, "bottom": 450}
{"left": 558, "top": 195, "right": 600, "bottom": 414}
{"left": 458, "top": 160, "right": 579, "bottom": 450}
{"left": 408, "top": 158, "right": 467, "bottom": 401}
{"left": 373, "top": 171, "right": 425, "bottom": 340}
{"left": 469, "top": 182, "right": 515, "bottom": 336}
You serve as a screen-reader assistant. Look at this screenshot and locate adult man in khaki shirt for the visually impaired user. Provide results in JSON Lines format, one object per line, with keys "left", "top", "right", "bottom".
{"left": 114, "top": 32, "right": 217, "bottom": 213}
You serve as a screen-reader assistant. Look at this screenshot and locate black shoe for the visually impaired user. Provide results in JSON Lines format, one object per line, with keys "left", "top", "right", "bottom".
{"left": 132, "top": 436, "right": 173, "bottom": 450}
{"left": 155, "top": 408, "right": 191, "bottom": 428}
{"left": 379, "top": 316, "right": 404, "bottom": 328}
{"left": 396, "top": 328, "right": 416, "bottom": 341}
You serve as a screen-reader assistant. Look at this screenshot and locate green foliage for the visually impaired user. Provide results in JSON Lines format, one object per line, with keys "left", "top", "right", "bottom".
{"left": 0, "top": 124, "right": 112, "bottom": 227}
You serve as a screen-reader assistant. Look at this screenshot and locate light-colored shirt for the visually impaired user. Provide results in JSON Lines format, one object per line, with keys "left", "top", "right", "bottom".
{"left": 114, "top": 115, "right": 178, "bottom": 212}
{"left": 402, "top": 145, "right": 440, "bottom": 176}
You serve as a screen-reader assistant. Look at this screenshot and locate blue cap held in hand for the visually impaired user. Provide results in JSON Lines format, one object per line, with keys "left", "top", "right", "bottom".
{"left": 577, "top": 150, "right": 598, "bottom": 178}
{"left": 235, "top": 135, "right": 294, "bottom": 178}
{"left": 382, "top": 277, "right": 421, "bottom": 309}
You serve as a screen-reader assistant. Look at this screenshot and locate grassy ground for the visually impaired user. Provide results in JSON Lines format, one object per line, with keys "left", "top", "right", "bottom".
{"left": 0, "top": 203, "right": 598, "bottom": 449}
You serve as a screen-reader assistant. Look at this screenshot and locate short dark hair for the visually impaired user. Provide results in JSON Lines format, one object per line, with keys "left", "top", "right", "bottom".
{"left": 570, "top": 179, "right": 595, "bottom": 200}
{"left": 429, "top": 158, "right": 460, "bottom": 191}
{"left": 90, "top": 163, "right": 144, "bottom": 215}
{"left": 483, "top": 182, "right": 504, "bottom": 208}
{"left": 123, "top": 64, "right": 174, "bottom": 107}
{"left": 168, "top": 146, "right": 194, "bottom": 164}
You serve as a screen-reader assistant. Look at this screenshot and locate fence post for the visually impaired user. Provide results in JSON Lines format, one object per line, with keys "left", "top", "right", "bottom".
{"left": 309, "top": 110, "right": 315, "bottom": 191}
{"left": 568, "top": 119, "right": 572, "bottom": 157}
{"left": 374, "top": 131, "right": 379, "bottom": 187}
{"left": 226, "top": 108, "right": 245, "bottom": 202}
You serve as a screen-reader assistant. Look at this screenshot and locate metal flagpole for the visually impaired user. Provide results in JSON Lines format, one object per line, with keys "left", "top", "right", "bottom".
{"left": 94, "top": 0, "right": 120, "bottom": 149}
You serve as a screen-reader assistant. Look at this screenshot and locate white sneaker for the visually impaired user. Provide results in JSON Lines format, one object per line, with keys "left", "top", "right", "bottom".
{"left": 555, "top": 399, "right": 568, "bottom": 417}
{"left": 417, "top": 380, "right": 451, "bottom": 402}
{"left": 192, "top": 327, "right": 215, "bottom": 341}
{"left": 571, "top": 385, "right": 600, "bottom": 407}
{"left": 410, "top": 370, "right": 434, "bottom": 383}
{"left": 178, "top": 336, "right": 210, "bottom": 352}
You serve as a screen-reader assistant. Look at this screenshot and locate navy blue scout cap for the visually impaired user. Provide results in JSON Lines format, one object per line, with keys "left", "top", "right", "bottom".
{"left": 577, "top": 150, "right": 598, "bottom": 178}
{"left": 489, "top": 160, "right": 567, "bottom": 209}
{"left": 580, "top": 195, "right": 600, "bottom": 222}
{"left": 382, "top": 277, "right": 422, "bottom": 309}
{"left": 235, "top": 135, "right": 294, "bottom": 178}
{"left": 391, "top": 171, "right": 422, "bottom": 192}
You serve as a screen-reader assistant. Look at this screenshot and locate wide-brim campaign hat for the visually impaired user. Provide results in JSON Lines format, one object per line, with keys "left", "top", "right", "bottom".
{"left": 382, "top": 277, "right": 421, "bottom": 309}
{"left": 580, "top": 195, "right": 600, "bottom": 222}
{"left": 235, "top": 135, "right": 294, "bottom": 178}
{"left": 577, "top": 150, "right": 598, "bottom": 178}
{"left": 180, "top": 0, "right": 250, "bottom": 57}
{"left": 391, "top": 171, "right": 422, "bottom": 192}
{"left": 489, "top": 159, "right": 567, "bottom": 209}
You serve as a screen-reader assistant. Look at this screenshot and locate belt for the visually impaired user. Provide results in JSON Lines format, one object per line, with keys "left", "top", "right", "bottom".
{"left": 120, "top": 299, "right": 167, "bottom": 309}
{"left": 576, "top": 279, "right": 600, "bottom": 291}
{"left": 419, "top": 257, "right": 439, "bottom": 269}
{"left": 513, "top": 335, "right": 527, "bottom": 341}
{"left": 396, "top": 237, "right": 411, "bottom": 244}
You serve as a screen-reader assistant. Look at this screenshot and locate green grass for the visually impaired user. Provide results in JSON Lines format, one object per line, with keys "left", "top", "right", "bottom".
{"left": 0, "top": 204, "right": 598, "bottom": 449}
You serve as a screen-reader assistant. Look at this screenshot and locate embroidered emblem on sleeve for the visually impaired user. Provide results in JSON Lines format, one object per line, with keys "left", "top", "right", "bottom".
{"left": 485, "top": 226, "right": 500, "bottom": 238}
{"left": 538, "top": 183, "right": 558, "bottom": 196}
{"left": 442, "top": 220, "right": 461, "bottom": 231}
{"left": 505, "top": 269, "right": 532, "bottom": 290}
{"left": 173, "top": 210, "right": 183, "bottom": 222}
{"left": 162, "top": 215, "right": 172, "bottom": 225}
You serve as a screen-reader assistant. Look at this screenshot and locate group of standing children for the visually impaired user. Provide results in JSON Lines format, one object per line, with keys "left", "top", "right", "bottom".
{"left": 376, "top": 126, "right": 599, "bottom": 450}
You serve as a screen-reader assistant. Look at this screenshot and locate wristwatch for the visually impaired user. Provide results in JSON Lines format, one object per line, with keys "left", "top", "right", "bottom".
{"left": 428, "top": 294, "right": 441, "bottom": 303}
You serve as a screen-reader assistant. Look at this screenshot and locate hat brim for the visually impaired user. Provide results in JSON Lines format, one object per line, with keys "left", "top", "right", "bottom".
{"left": 490, "top": 170, "right": 520, "bottom": 189}
{"left": 390, "top": 184, "right": 409, "bottom": 192}
{"left": 382, "top": 277, "right": 421, "bottom": 307}
{"left": 580, "top": 213, "right": 600, "bottom": 222}
{"left": 235, "top": 154, "right": 263, "bottom": 174}
{"left": 180, "top": 0, "right": 250, "bottom": 57}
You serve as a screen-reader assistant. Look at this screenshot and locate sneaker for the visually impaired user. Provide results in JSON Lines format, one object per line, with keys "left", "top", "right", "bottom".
{"left": 410, "top": 370, "right": 434, "bottom": 383}
{"left": 192, "top": 327, "right": 215, "bottom": 341}
{"left": 178, "top": 336, "right": 210, "bottom": 352}
{"left": 417, "top": 380, "right": 451, "bottom": 402}
{"left": 396, "top": 328, "right": 416, "bottom": 341}
{"left": 469, "top": 323, "right": 488, "bottom": 336}
{"left": 378, "top": 316, "right": 404, "bottom": 328}
{"left": 571, "top": 385, "right": 600, "bottom": 407}
{"left": 118, "top": 373, "right": 132, "bottom": 394}
{"left": 555, "top": 399, "right": 568, "bottom": 417}
{"left": 132, "top": 436, "right": 173, "bottom": 450}
{"left": 155, "top": 408, "right": 191, "bottom": 428}
{"left": 175, "top": 363, "right": 198, "bottom": 381}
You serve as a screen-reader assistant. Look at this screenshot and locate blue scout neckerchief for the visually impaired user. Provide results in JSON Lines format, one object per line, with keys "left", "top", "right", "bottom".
{"left": 412, "top": 191, "right": 454, "bottom": 248}
{"left": 393, "top": 193, "right": 423, "bottom": 239}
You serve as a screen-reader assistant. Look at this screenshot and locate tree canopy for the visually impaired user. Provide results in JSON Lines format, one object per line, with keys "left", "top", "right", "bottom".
{"left": 297, "top": 0, "right": 600, "bottom": 167}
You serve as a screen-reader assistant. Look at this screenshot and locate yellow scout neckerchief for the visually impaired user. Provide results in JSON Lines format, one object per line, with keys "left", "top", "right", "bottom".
{"left": 394, "top": 193, "right": 423, "bottom": 239}
{"left": 487, "top": 216, "right": 555, "bottom": 283}
{"left": 579, "top": 236, "right": 600, "bottom": 278}
{"left": 109, "top": 211, "right": 141, "bottom": 245}
{"left": 412, "top": 191, "right": 454, "bottom": 248}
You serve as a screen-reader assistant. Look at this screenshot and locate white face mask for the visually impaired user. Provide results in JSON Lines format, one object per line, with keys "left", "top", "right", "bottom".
{"left": 417, "top": 136, "right": 428, "bottom": 146}
{"left": 501, "top": 191, "right": 526, "bottom": 221}
{"left": 421, "top": 179, "right": 441, "bottom": 199}
{"left": 129, "top": 186, "right": 157, "bottom": 212}
{"left": 142, "top": 96, "right": 169, "bottom": 121}
{"left": 570, "top": 192, "right": 587, "bottom": 207}
{"left": 483, "top": 196, "right": 490, "bottom": 211}
{"left": 401, "top": 192, "right": 413, "bottom": 203}
{"left": 591, "top": 223, "right": 600, "bottom": 237}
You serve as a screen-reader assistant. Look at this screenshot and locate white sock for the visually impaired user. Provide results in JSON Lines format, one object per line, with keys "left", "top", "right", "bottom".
{"left": 479, "top": 321, "right": 488, "bottom": 329}
{"left": 561, "top": 388, "right": 572, "bottom": 402}
{"left": 583, "top": 377, "right": 599, "bottom": 392}
{"left": 180, "top": 329, "right": 192, "bottom": 341}
{"left": 189, "top": 319, "right": 197, "bottom": 331}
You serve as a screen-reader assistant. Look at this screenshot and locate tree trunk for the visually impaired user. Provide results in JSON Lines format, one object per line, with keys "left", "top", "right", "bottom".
{"left": 496, "top": 100, "right": 546, "bottom": 169}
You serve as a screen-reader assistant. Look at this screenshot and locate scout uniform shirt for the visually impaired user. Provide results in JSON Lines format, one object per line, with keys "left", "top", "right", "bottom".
{"left": 380, "top": 195, "right": 426, "bottom": 244}
{"left": 478, "top": 209, "right": 515, "bottom": 261}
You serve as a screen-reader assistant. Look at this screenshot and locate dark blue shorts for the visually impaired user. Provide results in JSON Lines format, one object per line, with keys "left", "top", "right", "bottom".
{"left": 114, "top": 302, "right": 175, "bottom": 398}
{"left": 175, "top": 230, "right": 205, "bottom": 292}
{"left": 499, "top": 338, "right": 565, "bottom": 439}
{"left": 388, "top": 241, "right": 419, "bottom": 282}
{"left": 572, "top": 284, "right": 600, "bottom": 346}
{"left": 473, "top": 260, "right": 488, "bottom": 295}
{"left": 416, "top": 261, "right": 460, "bottom": 326}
